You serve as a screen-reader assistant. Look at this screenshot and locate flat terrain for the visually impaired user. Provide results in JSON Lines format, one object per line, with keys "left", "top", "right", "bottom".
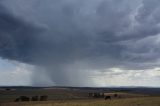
{"left": 0, "top": 88, "right": 89, "bottom": 102}
{"left": 1, "top": 97, "right": 160, "bottom": 106}
{"left": 0, "top": 87, "right": 160, "bottom": 106}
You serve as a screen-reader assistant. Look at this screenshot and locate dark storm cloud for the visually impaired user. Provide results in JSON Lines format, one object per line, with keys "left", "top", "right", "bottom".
{"left": 0, "top": 4, "right": 44, "bottom": 63}
{"left": 0, "top": 0, "right": 160, "bottom": 86}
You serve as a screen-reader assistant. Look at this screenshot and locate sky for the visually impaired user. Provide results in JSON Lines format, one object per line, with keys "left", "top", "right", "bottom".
{"left": 0, "top": 0, "right": 160, "bottom": 87}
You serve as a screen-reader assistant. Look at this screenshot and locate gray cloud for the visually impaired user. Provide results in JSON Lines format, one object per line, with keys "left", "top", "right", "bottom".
{"left": 0, "top": 0, "right": 160, "bottom": 86}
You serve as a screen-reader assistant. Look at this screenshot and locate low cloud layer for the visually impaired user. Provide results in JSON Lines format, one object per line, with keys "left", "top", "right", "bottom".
{"left": 0, "top": 0, "right": 160, "bottom": 86}
{"left": 0, "top": 58, "right": 32, "bottom": 86}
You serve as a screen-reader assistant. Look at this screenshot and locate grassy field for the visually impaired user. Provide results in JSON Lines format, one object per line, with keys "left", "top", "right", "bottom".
{"left": 0, "top": 89, "right": 89, "bottom": 102}
{"left": 0, "top": 97, "right": 160, "bottom": 106}
{"left": 0, "top": 87, "right": 160, "bottom": 106}
{"left": 0, "top": 89, "right": 147, "bottom": 103}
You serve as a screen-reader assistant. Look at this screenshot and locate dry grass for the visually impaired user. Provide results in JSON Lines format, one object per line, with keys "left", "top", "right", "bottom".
{"left": 1, "top": 97, "right": 160, "bottom": 106}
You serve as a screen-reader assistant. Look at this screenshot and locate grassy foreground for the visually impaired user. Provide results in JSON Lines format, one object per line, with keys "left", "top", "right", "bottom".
{"left": 1, "top": 97, "right": 160, "bottom": 106}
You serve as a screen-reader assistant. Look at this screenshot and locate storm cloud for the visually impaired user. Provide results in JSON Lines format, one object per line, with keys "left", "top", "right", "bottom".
{"left": 0, "top": 0, "right": 160, "bottom": 86}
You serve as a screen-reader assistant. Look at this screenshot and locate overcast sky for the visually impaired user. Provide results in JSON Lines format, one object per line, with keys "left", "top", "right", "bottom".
{"left": 0, "top": 0, "right": 160, "bottom": 87}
